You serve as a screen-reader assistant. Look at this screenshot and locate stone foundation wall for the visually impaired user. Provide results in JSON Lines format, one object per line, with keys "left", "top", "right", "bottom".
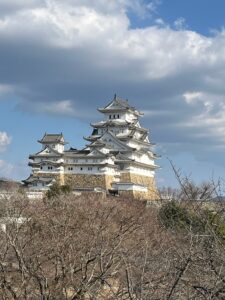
{"left": 105, "top": 175, "right": 115, "bottom": 190}
{"left": 64, "top": 174, "right": 114, "bottom": 190}
{"left": 33, "top": 173, "right": 62, "bottom": 184}
{"left": 34, "top": 171, "right": 158, "bottom": 200}
{"left": 119, "top": 189, "right": 158, "bottom": 201}
{"left": 120, "top": 172, "right": 159, "bottom": 200}
{"left": 59, "top": 173, "right": 65, "bottom": 185}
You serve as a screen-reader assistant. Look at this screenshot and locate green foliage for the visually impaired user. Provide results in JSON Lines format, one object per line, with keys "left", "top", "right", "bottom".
{"left": 46, "top": 183, "right": 72, "bottom": 199}
{"left": 18, "top": 187, "right": 27, "bottom": 196}
{"left": 159, "top": 201, "right": 225, "bottom": 242}
{"left": 60, "top": 184, "right": 72, "bottom": 194}
{"left": 159, "top": 201, "right": 205, "bottom": 233}
{"left": 159, "top": 201, "right": 188, "bottom": 229}
{"left": 216, "top": 223, "right": 225, "bottom": 241}
{"left": 204, "top": 210, "right": 225, "bottom": 241}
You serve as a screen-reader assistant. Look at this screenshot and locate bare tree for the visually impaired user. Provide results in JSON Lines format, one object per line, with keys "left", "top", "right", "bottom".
{"left": 0, "top": 175, "right": 225, "bottom": 299}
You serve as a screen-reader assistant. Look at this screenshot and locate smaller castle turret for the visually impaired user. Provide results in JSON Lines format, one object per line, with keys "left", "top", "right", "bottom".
{"left": 38, "top": 133, "right": 66, "bottom": 153}
{"left": 23, "top": 134, "right": 66, "bottom": 189}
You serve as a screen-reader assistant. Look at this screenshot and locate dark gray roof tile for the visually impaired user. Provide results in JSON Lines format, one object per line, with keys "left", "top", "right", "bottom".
{"left": 38, "top": 133, "right": 66, "bottom": 144}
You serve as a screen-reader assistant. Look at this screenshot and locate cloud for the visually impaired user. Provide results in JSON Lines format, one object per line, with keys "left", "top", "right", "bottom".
{"left": 18, "top": 99, "right": 91, "bottom": 118}
{"left": 38, "top": 99, "right": 76, "bottom": 115}
{"left": 183, "top": 92, "right": 203, "bottom": 104}
{"left": 154, "top": 18, "right": 165, "bottom": 27}
{"left": 25, "top": 100, "right": 76, "bottom": 116}
{"left": 0, "top": 160, "right": 14, "bottom": 179}
{"left": 174, "top": 17, "right": 188, "bottom": 31}
{"left": 0, "top": 84, "right": 13, "bottom": 96}
{"left": 0, "top": 0, "right": 225, "bottom": 167}
{"left": 0, "top": 132, "right": 11, "bottom": 152}
{"left": 0, "top": 160, "right": 28, "bottom": 180}
{"left": 0, "top": 0, "right": 44, "bottom": 17}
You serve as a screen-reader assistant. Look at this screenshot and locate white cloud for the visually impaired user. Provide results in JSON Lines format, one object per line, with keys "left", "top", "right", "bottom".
{"left": 0, "top": 84, "right": 13, "bottom": 95}
{"left": 155, "top": 18, "right": 165, "bottom": 26}
{"left": 4, "top": 2, "right": 213, "bottom": 79}
{"left": 18, "top": 99, "right": 92, "bottom": 118}
{"left": 1, "top": 0, "right": 225, "bottom": 165}
{"left": 0, "top": 0, "right": 216, "bottom": 80}
{"left": 182, "top": 92, "right": 225, "bottom": 148}
{"left": 0, "top": 159, "right": 28, "bottom": 180}
{"left": 36, "top": 99, "right": 77, "bottom": 116}
{"left": 174, "top": 17, "right": 187, "bottom": 31}
{"left": 183, "top": 92, "right": 203, "bottom": 103}
{"left": 0, "top": 160, "right": 14, "bottom": 178}
{"left": 0, "top": 132, "right": 11, "bottom": 152}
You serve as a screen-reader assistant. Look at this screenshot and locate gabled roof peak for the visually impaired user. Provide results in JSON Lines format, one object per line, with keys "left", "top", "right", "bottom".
{"left": 38, "top": 133, "right": 67, "bottom": 144}
{"left": 100, "top": 130, "right": 134, "bottom": 151}
{"left": 113, "top": 93, "right": 128, "bottom": 102}
{"left": 110, "top": 94, "right": 131, "bottom": 110}
{"left": 98, "top": 94, "right": 143, "bottom": 116}
{"left": 88, "top": 139, "right": 106, "bottom": 148}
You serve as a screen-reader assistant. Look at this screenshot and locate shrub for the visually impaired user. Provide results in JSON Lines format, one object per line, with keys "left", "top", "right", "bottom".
{"left": 46, "top": 182, "right": 72, "bottom": 199}
{"left": 204, "top": 209, "right": 225, "bottom": 242}
{"left": 159, "top": 201, "right": 205, "bottom": 233}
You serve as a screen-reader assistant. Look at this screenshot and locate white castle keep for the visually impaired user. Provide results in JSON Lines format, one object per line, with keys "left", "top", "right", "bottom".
{"left": 23, "top": 95, "right": 159, "bottom": 200}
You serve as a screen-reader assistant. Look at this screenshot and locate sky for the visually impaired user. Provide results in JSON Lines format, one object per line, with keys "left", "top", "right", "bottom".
{"left": 0, "top": 0, "right": 225, "bottom": 187}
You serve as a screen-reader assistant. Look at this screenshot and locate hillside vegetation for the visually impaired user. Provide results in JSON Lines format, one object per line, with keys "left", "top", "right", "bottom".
{"left": 0, "top": 178, "right": 225, "bottom": 299}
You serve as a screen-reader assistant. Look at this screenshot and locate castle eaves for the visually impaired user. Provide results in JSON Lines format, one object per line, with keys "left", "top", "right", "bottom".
{"left": 38, "top": 133, "right": 67, "bottom": 144}
{"left": 98, "top": 95, "right": 143, "bottom": 116}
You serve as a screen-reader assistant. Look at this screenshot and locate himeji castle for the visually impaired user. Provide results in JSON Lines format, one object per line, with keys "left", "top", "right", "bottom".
{"left": 23, "top": 95, "right": 159, "bottom": 200}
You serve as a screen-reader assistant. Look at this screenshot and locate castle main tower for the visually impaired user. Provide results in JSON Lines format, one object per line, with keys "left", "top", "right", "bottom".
{"left": 24, "top": 95, "right": 159, "bottom": 200}
{"left": 83, "top": 94, "right": 159, "bottom": 199}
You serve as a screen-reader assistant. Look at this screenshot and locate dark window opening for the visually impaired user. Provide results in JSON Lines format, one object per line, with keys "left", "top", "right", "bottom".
{"left": 92, "top": 128, "right": 98, "bottom": 136}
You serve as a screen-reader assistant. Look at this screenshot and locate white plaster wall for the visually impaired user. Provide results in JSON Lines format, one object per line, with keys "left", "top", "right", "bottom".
{"left": 64, "top": 165, "right": 116, "bottom": 175}
{"left": 134, "top": 131, "right": 142, "bottom": 139}
{"left": 35, "top": 165, "right": 62, "bottom": 174}
{"left": 131, "top": 153, "right": 154, "bottom": 165}
{"left": 65, "top": 158, "right": 108, "bottom": 164}
{"left": 26, "top": 191, "right": 44, "bottom": 199}
{"left": 34, "top": 157, "right": 63, "bottom": 163}
{"left": 125, "top": 166, "right": 155, "bottom": 177}
{"left": 56, "top": 144, "right": 64, "bottom": 153}
{"left": 99, "top": 147, "right": 110, "bottom": 154}
{"left": 104, "top": 112, "right": 137, "bottom": 123}
{"left": 41, "top": 143, "right": 64, "bottom": 153}
{"left": 126, "top": 139, "right": 141, "bottom": 150}
{"left": 112, "top": 183, "right": 148, "bottom": 192}
{"left": 29, "top": 183, "right": 49, "bottom": 190}
{"left": 120, "top": 112, "right": 137, "bottom": 122}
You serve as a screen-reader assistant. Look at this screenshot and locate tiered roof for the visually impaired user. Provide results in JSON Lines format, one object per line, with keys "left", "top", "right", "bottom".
{"left": 29, "top": 147, "right": 63, "bottom": 158}
{"left": 98, "top": 94, "right": 143, "bottom": 116}
{"left": 91, "top": 119, "right": 129, "bottom": 128}
{"left": 23, "top": 175, "right": 55, "bottom": 185}
{"left": 28, "top": 161, "right": 63, "bottom": 167}
{"left": 86, "top": 96, "right": 152, "bottom": 150}
{"left": 38, "top": 133, "right": 67, "bottom": 145}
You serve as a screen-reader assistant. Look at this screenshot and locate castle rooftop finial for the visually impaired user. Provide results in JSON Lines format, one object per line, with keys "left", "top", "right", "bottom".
{"left": 114, "top": 93, "right": 117, "bottom": 100}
